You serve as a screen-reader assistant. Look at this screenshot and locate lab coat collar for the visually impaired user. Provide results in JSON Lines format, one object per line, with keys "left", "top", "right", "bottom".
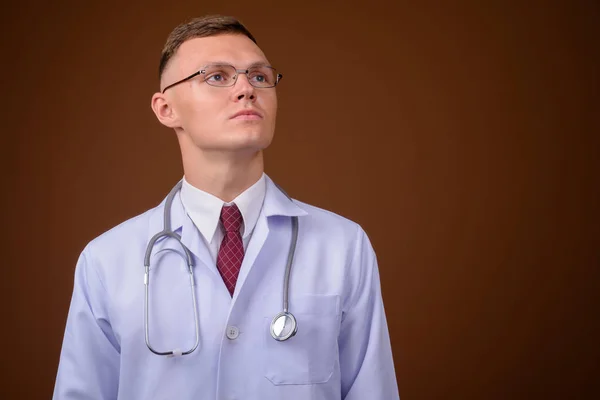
{"left": 147, "top": 184, "right": 185, "bottom": 242}
{"left": 262, "top": 175, "right": 308, "bottom": 218}
{"left": 146, "top": 174, "right": 307, "bottom": 259}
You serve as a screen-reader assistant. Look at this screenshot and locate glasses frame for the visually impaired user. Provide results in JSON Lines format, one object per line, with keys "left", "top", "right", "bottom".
{"left": 162, "top": 64, "right": 283, "bottom": 93}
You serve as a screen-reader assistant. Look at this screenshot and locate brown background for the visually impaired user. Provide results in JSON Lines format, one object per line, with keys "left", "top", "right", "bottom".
{"left": 2, "top": 0, "right": 599, "bottom": 398}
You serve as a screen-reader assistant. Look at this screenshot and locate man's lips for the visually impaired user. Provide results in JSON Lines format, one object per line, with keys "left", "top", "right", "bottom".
{"left": 230, "top": 109, "right": 263, "bottom": 120}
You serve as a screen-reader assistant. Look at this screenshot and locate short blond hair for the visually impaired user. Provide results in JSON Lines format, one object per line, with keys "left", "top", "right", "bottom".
{"left": 158, "top": 15, "right": 257, "bottom": 80}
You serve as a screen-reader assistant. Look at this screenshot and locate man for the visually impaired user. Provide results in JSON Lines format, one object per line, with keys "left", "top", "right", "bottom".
{"left": 53, "top": 15, "right": 399, "bottom": 400}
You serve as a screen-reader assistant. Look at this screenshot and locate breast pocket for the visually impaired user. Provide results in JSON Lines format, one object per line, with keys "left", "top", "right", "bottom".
{"left": 263, "top": 294, "right": 341, "bottom": 385}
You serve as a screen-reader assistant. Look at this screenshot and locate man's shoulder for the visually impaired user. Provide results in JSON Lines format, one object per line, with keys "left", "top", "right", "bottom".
{"left": 291, "top": 198, "right": 363, "bottom": 237}
{"left": 291, "top": 198, "right": 377, "bottom": 260}
{"left": 85, "top": 204, "right": 159, "bottom": 254}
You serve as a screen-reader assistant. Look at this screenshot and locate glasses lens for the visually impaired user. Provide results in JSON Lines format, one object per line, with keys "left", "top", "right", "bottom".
{"left": 248, "top": 66, "right": 278, "bottom": 87}
{"left": 203, "top": 65, "right": 237, "bottom": 87}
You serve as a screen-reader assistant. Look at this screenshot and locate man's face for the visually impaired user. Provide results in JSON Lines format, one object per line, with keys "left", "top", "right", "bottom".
{"left": 157, "top": 34, "right": 278, "bottom": 154}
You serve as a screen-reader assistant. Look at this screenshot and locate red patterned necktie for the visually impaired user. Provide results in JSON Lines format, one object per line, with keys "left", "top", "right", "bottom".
{"left": 217, "top": 204, "right": 244, "bottom": 296}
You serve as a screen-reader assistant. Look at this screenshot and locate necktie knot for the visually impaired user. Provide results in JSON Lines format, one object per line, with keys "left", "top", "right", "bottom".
{"left": 220, "top": 204, "right": 243, "bottom": 233}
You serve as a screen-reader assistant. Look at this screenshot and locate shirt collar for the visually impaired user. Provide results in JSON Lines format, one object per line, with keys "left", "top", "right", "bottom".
{"left": 180, "top": 173, "right": 267, "bottom": 244}
{"left": 147, "top": 174, "right": 308, "bottom": 246}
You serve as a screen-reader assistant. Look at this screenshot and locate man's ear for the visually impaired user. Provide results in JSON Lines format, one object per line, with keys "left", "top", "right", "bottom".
{"left": 151, "top": 92, "right": 180, "bottom": 128}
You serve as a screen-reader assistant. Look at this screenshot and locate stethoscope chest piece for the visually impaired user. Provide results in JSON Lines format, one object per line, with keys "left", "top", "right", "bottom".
{"left": 270, "top": 311, "right": 298, "bottom": 341}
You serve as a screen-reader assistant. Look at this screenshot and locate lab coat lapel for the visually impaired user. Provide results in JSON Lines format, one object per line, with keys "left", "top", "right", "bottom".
{"left": 232, "top": 212, "right": 268, "bottom": 301}
{"left": 231, "top": 175, "right": 308, "bottom": 302}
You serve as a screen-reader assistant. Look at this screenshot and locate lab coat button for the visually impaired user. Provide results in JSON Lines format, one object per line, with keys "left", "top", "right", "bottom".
{"left": 226, "top": 325, "right": 240, "bottom": 340}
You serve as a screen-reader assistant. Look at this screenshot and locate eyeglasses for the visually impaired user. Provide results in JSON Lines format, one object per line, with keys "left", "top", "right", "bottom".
{"left": 162, "top": 64, "right": 283, "bottom": 93}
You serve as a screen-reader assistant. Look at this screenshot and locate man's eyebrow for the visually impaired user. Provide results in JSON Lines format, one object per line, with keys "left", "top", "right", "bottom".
{"left": 202, "top": 60, "right": 271, "bottom": 68}
{"left": 246, "top": 61, "right": 271, "bottom": 68}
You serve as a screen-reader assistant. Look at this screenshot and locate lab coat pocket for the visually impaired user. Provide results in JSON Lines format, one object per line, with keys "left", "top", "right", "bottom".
{"left": 263, "top": 294, "right": 341, "bottom": 385}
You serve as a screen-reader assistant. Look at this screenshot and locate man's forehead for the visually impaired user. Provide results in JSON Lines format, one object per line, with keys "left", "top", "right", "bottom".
{"left": 176, "top": 35, "right": 268, "bottom": 67}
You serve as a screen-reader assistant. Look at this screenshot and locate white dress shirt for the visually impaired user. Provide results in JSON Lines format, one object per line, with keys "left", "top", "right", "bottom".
{"left": 180, "top": 173, "right": 266, "bottom": 264}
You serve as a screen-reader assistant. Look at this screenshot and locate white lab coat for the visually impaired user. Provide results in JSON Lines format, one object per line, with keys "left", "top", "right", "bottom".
{"left": 53, "top": 175, "right": 399, "bottom": 399}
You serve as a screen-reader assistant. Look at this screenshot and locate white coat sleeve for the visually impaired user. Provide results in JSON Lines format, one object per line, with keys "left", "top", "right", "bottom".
{"left": 53, "top": 246, "right": 120, "bottom": 399}
{"left": 339, "top": 227, "right": 400, "bottom": 399}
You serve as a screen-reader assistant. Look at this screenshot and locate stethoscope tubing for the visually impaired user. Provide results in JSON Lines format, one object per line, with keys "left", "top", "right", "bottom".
{"left": 143, "top": 180, "right": 299, "bottom": 356}
{"left": 144, "top": 181, "right": 199, "bottom": 356}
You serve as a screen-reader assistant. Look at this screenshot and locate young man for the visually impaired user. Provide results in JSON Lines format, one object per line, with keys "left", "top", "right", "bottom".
{"left": 53, "top": 15, "right": 399, "bottom": 400}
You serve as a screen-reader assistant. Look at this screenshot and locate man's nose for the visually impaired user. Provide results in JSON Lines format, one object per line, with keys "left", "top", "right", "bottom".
{"left": 234, "top": 73, "right": 256, "bottom": 100}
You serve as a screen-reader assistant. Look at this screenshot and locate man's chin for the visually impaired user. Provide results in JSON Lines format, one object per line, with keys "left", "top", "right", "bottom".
{"left": 225, "top": 132, "right": 273, "bottom": 152}
{"left": 185, "top": 129, "right": 274, "bottom": 154}
{"left": 210, "top": 138, "right": 273, "bottom": 155}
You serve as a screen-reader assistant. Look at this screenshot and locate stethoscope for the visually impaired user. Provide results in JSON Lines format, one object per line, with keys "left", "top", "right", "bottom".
{"left": 143, "top": 180, "right": 299, "bottom": 357}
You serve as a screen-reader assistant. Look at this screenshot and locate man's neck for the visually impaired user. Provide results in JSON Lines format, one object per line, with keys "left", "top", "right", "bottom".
{"left": 182, "top": 149, "right": 264, "bottom": 203}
